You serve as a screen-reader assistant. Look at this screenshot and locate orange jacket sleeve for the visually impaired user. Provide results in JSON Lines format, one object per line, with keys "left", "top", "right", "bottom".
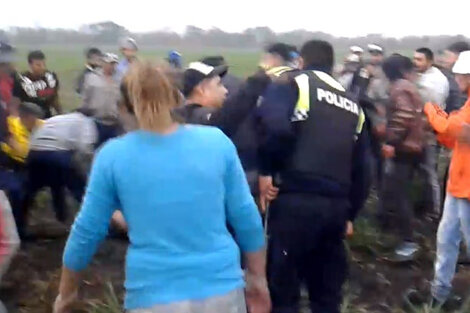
{"left": 437, "top": 133, "right": 456, "bottom": 149}
{"left": 424, "top": 102, "right": 470, "bottom": 148}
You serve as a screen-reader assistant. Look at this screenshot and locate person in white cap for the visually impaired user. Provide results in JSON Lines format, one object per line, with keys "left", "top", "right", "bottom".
{"left": 350, "top": 45, "right": 364, "bottom": 58}
{"left": 348, "top": 44, "right": 388, "bottom": 190}
{"left": 81, "top": 52, "right": 122, "bottom": 146}
{"left": 367, "top": 44, "right": 385, "bottom": 66}
{"left": 424, "top": 50, "right": 470, "bottom": 309}
{"left": 338, "top": 53, "right": 361, "bottom": 88}
{"left": 115, "top": 37, "right": 138, "bottom": 82}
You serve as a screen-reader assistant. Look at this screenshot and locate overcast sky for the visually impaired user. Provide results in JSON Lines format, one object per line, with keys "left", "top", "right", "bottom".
{"left": 1, "top": 0, "right": 468, "bottom": 37}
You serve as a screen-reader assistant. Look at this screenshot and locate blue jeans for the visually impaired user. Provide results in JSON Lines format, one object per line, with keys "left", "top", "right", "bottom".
{"left": 431, "top": 194, "right": 470, "bottom": 302}
{"left": 419, "top": 143, "right": 441, "bottom": 215}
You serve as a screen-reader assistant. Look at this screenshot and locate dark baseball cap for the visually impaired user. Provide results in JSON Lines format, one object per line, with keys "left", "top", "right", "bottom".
{"left": 183, "top": 61, "right": 228, "bottom": 97}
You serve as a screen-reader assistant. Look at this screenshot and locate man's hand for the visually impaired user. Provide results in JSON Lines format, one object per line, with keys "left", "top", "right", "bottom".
{"left": 111, "top": 211, "right": 128, "bottom": 232}
{"left": 54, "top": 267, "right": 81, "bottom": 313}
{"left": 372, "top": 123, "right": 386, "bottom": 138}
{"left": 245, "top": 272, "right": 271, "bottom": 313}
{"left": 258, "top": 176, "right": 279, "bottom": 213}
{"left": 381, "top": 144, "right": 395, "bottom": 159}
{"left": 345, "top": 221, "right": 354, "bottom": 238}
{"left": 52, "top": 291, "right": 78, "bottom": 313}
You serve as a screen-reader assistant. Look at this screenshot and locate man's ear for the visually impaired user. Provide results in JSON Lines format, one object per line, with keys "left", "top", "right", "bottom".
{"left": 297, "top": 57, "right": 304, "bottom": 70}
{"left": 193, "top": 84, "right": 204, "bottom": 96}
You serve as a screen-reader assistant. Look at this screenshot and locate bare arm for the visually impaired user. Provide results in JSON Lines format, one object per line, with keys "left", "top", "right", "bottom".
{"left": 244, "top": 249, "right": 271, "bottom": 313}
{"left": 244, "top": 249, "right": 267, "bottom": 283}
{"left": 53, "top": 267, "right": 80, "bottom": 313}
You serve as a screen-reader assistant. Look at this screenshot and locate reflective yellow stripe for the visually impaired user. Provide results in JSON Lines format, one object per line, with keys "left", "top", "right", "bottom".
{"left": 294, "top": 74, "right": 310, "bottom": 113}
{"left": 356, "top": 109, "right": 365, "bottom": 134}
{"left": 266, "top": 66, "right": 292, "bottom": 77}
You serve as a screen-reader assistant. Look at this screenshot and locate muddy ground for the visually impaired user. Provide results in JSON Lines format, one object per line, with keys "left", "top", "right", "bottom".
{"left": 2, "top": 194, "right": 470, "bottom": 313}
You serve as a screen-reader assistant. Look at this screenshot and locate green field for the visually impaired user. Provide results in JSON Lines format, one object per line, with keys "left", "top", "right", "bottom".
{"left": 13, "top": 46, "right": 413, "bottom": 112}
{"left": 14, "top": 47, "right": 262, "bottom": 111}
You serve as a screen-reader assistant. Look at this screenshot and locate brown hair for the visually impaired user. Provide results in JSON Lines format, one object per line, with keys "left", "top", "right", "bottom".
{"left": 124, "top": 61, "right": 181, "bottom": 130}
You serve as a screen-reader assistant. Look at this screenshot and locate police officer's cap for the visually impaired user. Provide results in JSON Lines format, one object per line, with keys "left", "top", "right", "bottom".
{"left": 367, "top": 44, "right": 384, "bottom": 54}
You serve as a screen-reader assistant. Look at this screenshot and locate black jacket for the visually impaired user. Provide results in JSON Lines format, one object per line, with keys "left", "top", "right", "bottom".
{"left": 257, "top": 68, "right": 371, "bottom": 220}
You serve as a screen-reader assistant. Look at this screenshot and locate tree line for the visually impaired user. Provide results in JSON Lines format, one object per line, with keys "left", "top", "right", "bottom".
{"left": 1, "top": 21, "right": 468, "bottom": 52}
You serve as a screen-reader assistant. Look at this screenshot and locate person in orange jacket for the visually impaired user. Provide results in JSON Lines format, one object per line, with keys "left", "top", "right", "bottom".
{"left": 424, "top": 50, "right": 470, "bottom": 307}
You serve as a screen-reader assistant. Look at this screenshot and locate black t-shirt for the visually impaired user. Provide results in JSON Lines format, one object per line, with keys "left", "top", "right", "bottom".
{"left": 13, "top": 71, "right": 59, "bottom": 118}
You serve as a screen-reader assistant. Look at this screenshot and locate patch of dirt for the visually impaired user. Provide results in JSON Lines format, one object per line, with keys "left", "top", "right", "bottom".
{"left": 3, "top": 193, "right": 470, "bottom": 313}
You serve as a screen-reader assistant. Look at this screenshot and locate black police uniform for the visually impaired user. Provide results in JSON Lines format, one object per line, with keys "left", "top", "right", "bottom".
{"left": 258, "top": 69, "right": 369, "bottom": 313}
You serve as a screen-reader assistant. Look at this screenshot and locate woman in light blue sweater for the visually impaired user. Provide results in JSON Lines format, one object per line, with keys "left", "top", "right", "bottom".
{"left": 53, "top": 62, "right": 269, "bottom": 313}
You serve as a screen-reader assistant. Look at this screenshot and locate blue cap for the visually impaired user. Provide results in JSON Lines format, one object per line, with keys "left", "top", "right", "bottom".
{"left": 168, "top": 50, "right": 181, "bottom": 60}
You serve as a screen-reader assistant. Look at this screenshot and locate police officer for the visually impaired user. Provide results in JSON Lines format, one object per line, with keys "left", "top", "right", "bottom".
{"left": 348, "top": 44, "right": 388, "bottom": 186}
{"left": 229, "top": 43, "right": 298, "bottom": 195}
{"left": 257, "top": 40, "right": 370, "bottom": 313}
{"left": 260, "top": 42, "right": 299, "bottom": 77}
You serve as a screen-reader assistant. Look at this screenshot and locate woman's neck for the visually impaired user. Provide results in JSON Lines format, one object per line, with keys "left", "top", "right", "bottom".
{"left": 140, "top": 116, "right": 179, "bottom": 135}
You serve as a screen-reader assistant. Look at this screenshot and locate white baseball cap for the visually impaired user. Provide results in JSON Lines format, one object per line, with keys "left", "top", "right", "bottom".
{"left": 350, "top": 46, "right": 364, "bottom": 54}
{"left": 102, "top": 52, "right": 119, "bottom": 63}
{"left": 452, "top": 51, "right": 470, "bottom": 74}
{"left": 346, "top": 54, "right": 360, "bottom": 63}
{"left": 119, "top": 37, "right": 138, "bottom": 51}
{"left": 368, "top": 44, "right": 384, "bottom": 54}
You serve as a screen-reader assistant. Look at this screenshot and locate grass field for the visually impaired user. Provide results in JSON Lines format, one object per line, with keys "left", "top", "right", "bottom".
{"left": 9, "top": 46, "right": 468, "bottom": 313}
{"left": 13, "top": 46, "right": 262, "bottom": 111}
{"left": 13, "top": 45, "right": 413, "bottom": 113}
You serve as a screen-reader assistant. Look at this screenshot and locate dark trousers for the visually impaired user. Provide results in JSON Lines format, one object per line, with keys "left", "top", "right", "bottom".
{"left": 370, "top": 136, "right": 384, "bottom": 187}
{"left": 267, "top": 193, "right": 348, "bottom": 313}
{"left": 23, "top": 150, "right": 86, "bottom": 228}
{"left": 95, "top": 121, "right": 122, "bottom": 148}
{"left": 378, "top": 158, "right": 418, "bottom": 242}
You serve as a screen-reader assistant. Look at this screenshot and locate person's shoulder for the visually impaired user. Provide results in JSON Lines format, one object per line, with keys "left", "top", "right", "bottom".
{"left": 184, "top": 124, "right": 232, "bottom": 146}
{"left": 432, "top": 66, "right": 449, "bottom": 80}
{"left": 84, "top": 71, "right": 101, "bottom": 82}
{"left": 183, "top": 124, "right": 226, "bottom": 138}
{"left": 177, "top": 104, "right": 214, "bottom": 125}
{"left": 395, "top": 78, "right": 414, "bottom": 89}
{"left": 391, "top": 79, "right": 417, "bottom": 96}
{"left": 15, "top": 71, "right": 29, "bottom": 80}
{"left": 7, "top": 116, "right": 20, "bottom": 128}
{"left": 7, "top": 115, "right": 19, "bottom": 123}
{"left": 95, "top": 134, "right": 132, "bottom": 160}
{"left": 45, "top": 70, "right": 58, "bottom": 78}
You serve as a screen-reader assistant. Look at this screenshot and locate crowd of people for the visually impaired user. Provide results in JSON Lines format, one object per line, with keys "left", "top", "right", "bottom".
{"left": 0, "top": 35, "right": 469, "bottom": 313}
